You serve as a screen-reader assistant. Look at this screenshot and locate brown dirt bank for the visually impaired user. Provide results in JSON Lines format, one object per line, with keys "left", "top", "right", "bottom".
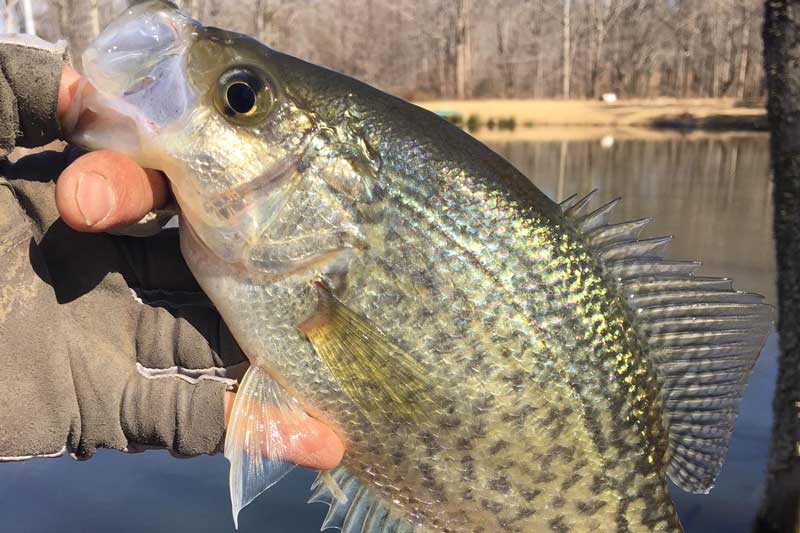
{"left": 468, "top": 126, "right": 768, "bottom": 143}
{"left": 414, "top": 98, "right": 767, "bottom": 131}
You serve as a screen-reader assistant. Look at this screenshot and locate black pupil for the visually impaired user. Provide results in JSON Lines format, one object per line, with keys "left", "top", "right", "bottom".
{"left": 227, "top": 82, "right": 256, "bottom": 114}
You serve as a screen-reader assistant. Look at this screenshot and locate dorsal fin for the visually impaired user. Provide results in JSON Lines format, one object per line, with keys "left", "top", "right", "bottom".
{"left": 309, "top": 467, "right": 417, "bottom": 532}
{"left": 562, "top": 193, "right": 773, "bottom": 494}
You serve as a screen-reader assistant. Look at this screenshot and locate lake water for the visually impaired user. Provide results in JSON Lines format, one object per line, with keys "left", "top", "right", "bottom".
{"left": 0, "top": 131, "right": 776, "bottom": 532}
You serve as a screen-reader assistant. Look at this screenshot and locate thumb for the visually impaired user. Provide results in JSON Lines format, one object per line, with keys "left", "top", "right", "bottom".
{"left": 57, "top": 64, "right": 82, "bottom": 122}
{"left": 55, "top": 150, "right": 168, "bottom": 232}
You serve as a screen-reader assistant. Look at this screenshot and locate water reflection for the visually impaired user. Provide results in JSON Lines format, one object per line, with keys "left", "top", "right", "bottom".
{"left": 0, "top": 133, "right": 776, "bottom": 533}
{"left": 486, "top": 134, "right": 774, "bottom": 304}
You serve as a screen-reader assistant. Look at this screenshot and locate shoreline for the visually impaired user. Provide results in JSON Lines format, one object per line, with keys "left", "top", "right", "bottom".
{"left": 469, "top": 126, "right": 769, "bottom": 143}
{"left": 414, "top": 98, "right": 767, "bottom": 132}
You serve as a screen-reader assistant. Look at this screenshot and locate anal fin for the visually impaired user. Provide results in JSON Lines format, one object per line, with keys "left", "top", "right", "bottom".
{"left": 224, "top": 365, "right": 310, "bottom": 527}
{"left": 309, "top": 467, "right": 417, "bottom": 532}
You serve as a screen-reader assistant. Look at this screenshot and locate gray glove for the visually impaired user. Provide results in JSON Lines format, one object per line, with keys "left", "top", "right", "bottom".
{"left": 0, "top": 35, "right": 64, "bottom": 155}
{"left": 0, "top": 151, "right": 245, "bottom": 459}
{"left": 0, "top": 36, "right": 245, "bottom": 460}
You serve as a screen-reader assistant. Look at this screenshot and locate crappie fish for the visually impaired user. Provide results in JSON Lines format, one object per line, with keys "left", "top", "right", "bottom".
{"left": 66, "top": 2, "right": 772, "bottom": 532}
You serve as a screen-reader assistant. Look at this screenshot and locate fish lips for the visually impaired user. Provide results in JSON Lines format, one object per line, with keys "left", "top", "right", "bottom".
{"left": 65, "top": 1, "right": 199, "bottom": 160}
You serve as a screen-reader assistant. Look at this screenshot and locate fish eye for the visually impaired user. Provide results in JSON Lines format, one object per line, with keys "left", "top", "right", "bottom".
{"left": 226, "top": 82, "right": 256, "bottom": 114}
{"left": 215, "top": 68, "right": 274, "bottom": 124}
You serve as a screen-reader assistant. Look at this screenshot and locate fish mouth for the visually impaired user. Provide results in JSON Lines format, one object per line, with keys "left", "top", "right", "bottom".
{"left": 64, "top": 1, "right": 200, "bottom": 162}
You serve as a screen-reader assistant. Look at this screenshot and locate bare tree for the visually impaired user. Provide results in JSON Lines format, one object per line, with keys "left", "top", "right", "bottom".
{"left": 455, "top": 0, "right": 471, "bottom": 99}
{"left": 27, "top": 0, "right": 766, "bottom": 100}
{"left": 4, "top": 0, "right": 18, "bottom": 33}
{"left": 20, "top": 0, "right": 34, "bottom": 33}
{"left": 562, "top": 0, "right": 571, "bottom": 98}
{"left": 737, "top": 0, "right": 753, "bottom": 100}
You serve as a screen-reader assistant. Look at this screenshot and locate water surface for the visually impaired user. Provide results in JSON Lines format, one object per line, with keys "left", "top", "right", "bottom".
{"left": 0, "top": 132, "right": 776, "bottom": 532}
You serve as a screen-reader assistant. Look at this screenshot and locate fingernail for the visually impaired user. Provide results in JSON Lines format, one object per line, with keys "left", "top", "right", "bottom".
{"left": 76, "top": 171, "right": 115, "bottom": 226}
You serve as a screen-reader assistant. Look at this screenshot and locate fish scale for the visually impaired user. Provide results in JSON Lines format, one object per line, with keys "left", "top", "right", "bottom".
{"left": 380, "top": 169, "right": 668, "bottom": 528}
{"left": 68, "top": 3, "right": 771, "bottom": 532}
{"left": 208, "top": 134, "right": 668, "bottom": 530}
{"left": 186, "top": 127, "right": 682, "bottom": 530}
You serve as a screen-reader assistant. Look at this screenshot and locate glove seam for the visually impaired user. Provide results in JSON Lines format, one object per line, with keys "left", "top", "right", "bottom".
{"left": 135, "top": 362, "right": 237, "bottom": 385}
{"left": 0, "top": 229, "right": 32, "bottom": 256}
{"left": 0, "top": 446, "right": 66, "bottom": 461}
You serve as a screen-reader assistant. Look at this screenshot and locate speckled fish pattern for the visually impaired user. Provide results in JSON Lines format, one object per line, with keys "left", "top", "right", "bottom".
{"left": 182, "top": 79, "right": 682, "bottom": 532}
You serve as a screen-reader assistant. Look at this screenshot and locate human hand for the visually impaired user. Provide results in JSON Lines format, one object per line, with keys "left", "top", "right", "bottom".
{"left": 0, "top": 63, "right": 343, "bottom": 469}
{"left": 57, "top": 64, "right": 344, "bottom": 469}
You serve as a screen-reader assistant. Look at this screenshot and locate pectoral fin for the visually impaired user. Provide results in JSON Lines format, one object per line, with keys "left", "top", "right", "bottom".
{"left": 298, "top": 282, "right": 437, "bottom": 425}
{"left": 224, "top": 365, "right": 309, "bottom": 528}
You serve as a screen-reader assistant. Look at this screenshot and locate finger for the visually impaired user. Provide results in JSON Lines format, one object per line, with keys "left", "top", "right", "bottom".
{"left": 121, "top": 373, "right": 229, "bottom": 457}
{"left": 121, "top": 371, "right": 345, "bottom": 468}
{"left": 224, "top": 391, "right": 345, "bottom": 471}
{"left": 57, "top": 64, "right": 82, "bottom": 123}
{"left": 135, "top": 302, "right": 246, "bottom": 370}
{"left": 55, "top": 150, "right": 168, "bottom": 232}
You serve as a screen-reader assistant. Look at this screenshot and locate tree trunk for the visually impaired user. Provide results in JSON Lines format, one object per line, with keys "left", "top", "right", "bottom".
{"left": 590, "top": 2, "right": 604, "bottom": 97}
{"left": 712, "top": 15, "right": 721, "bottom": 97}
{"left": 674, "top": 32, "right": 684, "bottom": 97}
{"left": 757, "top": 2, "right": 800, "bottom": 532}
{"left": 720, "top": 13, "right": 736, "bottom": 96}
{"left": 562, "top": 0, "right": 571, "bottom": 98}
{"left": 531, "top": 0, "right": 543, "bottom": 99}
{"left": 57, "top": 0, "right": 69, "bottom": 37}
{"left": 89, "top": 0, "right": 99, "bottom": 39}
{"left": 496, "top": 16, "right": 511, "bottom": 98}
{"left": 4, "top": 0, "right": 17, "bottom": 33}
{"left": 438, "top": 7, "right": 448, "bottom": 98}
{"left": 455, "top": 0, "right": 470, "bottom": 99}
{"left": 738, "top": 5, "right": 752, "bottom": 100}
{"left": 66, "top": 0, "right": 101, "bottom": 55}
{"left": 255, "top": 0, "right": 266, "bottom": 40}
{"left": 20, "top": 0, "right": 33, "bottom": 34}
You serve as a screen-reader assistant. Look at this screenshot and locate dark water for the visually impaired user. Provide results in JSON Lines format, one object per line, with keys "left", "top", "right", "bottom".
{"left": 0, "top": 133, "right": 776, "bottom": 532}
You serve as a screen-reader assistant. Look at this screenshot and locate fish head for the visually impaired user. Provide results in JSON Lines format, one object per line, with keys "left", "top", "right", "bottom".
{"left": 68, "top": 1, "right": 372, "bottom": 271}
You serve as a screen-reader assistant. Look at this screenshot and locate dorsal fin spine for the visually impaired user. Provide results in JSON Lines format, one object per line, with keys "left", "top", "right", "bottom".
{"left": 563, "top": 189, "right": 598, "bottom": 217}
{"left": 580, "top": 197, "right": 621, "bottom": 232}
{"left": 588, "top": 217, "right": 652, "bottom": 247}
{"left": 600, "top": 236, "right": 673, "bottom": 262}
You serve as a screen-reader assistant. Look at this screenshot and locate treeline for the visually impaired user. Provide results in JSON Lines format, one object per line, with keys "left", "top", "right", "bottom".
{"left": 19, "top": 0, "right": 764, "bottom": 100}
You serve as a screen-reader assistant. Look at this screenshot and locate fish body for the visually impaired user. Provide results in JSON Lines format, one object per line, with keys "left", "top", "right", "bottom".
{"left": 67, "top": 3, "right": 771, "bottom": 532}
{"left": 181, "top": 72, "right": 678, "bottom": 531}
